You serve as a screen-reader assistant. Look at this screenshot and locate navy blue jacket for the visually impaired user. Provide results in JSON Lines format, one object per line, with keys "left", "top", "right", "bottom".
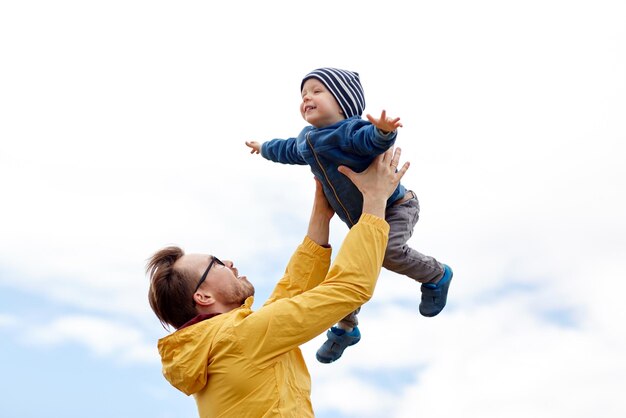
{"left": 261, "top": 116, "right": 406, "bottom": 227}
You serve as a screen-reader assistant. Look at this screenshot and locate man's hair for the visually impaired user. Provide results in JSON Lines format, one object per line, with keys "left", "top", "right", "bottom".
{"left": 146, "top": 246, "right": 198, "bottom": 330}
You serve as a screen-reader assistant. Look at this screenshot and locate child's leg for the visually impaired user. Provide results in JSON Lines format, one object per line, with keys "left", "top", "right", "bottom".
{"left": 384, "top": 191, "right": 454, "bottom": 317}
{"left": 383, "top": 192, "right": 445, "bottom": 283}
{"left": 337, "top": 307, "right": 360, "bottom": 331}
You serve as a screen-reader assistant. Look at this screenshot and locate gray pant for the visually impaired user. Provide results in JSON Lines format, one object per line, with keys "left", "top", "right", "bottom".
{"left": 339, "top": 191, "right": 444, "bottom": 329}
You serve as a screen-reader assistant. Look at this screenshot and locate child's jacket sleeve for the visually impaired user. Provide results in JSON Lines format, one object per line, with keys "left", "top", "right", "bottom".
{"left": 261, "top": 137, "right": 307, "bottom": 165}
{"left": 341, "top": 119, "right": 397, "bottom": 157}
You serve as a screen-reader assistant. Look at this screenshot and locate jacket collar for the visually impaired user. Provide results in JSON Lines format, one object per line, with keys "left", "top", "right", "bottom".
{"left": 178, "top": 296, "right": 255, "bottom": 330}
{"left": 178, "top": 313, "right": 222, "bottom": 330}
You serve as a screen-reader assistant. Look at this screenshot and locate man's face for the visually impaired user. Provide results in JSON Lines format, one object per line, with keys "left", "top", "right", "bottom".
{"left": 300, "top": 78, "right": 345, "bottom": 128}
{"left": 180, "top": 253, "right": 255, "bottom": 307}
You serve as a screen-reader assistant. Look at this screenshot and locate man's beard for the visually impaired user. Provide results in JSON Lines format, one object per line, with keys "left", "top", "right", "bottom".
{"left": 229, "top": 278, "right": 255, "bottom": 305}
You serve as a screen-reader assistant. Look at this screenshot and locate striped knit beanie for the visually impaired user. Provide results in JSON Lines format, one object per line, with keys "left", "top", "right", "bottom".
{"left": 301, "top": 67, "right": 365, "bottom": 118}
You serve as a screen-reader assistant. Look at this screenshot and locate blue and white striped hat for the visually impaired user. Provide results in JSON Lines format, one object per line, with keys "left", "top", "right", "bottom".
{"left": 301, "top": 67, "right": 365, "bottom": 119}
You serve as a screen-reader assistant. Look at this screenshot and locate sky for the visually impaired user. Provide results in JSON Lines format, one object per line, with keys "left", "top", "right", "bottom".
{"left": 1, "top": 1, "right": 625, "bottom": 417}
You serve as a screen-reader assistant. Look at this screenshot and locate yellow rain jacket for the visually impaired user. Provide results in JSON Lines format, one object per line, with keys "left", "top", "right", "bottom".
{"left": 158, "top": 214, "right": 389, "bottom": 417}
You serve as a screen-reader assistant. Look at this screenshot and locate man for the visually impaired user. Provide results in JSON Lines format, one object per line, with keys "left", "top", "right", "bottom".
{"left": 146, "top": 148, "right": 409, "bottom": 417}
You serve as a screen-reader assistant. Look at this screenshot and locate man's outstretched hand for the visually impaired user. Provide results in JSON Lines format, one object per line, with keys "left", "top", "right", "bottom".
{"left": 338, "top": 147, "right": 410, "bottom": 218}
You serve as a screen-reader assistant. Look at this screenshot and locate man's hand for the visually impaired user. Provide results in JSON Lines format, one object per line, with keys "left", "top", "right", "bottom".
{"left": 366, "top": 110, "right": 403, "bottom": 134}
{"left": 245, "top": 141, "right": 262, "bottom": 154}
{"left": 338, "top": 147, "right": 410, "bottom": 218}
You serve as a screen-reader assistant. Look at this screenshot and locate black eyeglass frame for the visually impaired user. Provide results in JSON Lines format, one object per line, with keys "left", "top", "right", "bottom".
{"left": 193, "top": 256, "right": 225, "bottom": 293}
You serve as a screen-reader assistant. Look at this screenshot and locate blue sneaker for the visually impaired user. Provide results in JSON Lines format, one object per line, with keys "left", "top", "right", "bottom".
{"left": 419, "top": 264, "right": 453, "bottom": 317}
{"left": 316, "top": 326, "right": 361, "bottom": 364}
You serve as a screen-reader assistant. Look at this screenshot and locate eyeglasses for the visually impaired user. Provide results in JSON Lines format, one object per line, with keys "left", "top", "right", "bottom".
{"left": 193, "top": 256, "right": 225, "bottom": 293}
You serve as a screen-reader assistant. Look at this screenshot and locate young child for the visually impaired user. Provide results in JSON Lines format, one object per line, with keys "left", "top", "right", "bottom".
{"left": 246, "top": 67, "right": 453, "bottom": 364}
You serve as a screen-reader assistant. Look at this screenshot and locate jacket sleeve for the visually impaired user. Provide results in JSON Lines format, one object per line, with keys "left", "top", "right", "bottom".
{"left": 261, "top": 137, "right": 307, "bottom": 165}
{"left": 342, "top": 119, "right": 398, "bottom": 157}
{"left": 237, "top": 214, "right": 389, "bottom": 365}
{"left": 263, "top": 237, "right": 331, "bottom": 305}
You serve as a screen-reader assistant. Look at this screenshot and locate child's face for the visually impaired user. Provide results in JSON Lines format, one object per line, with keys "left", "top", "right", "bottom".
{"left": 300, "top": 78, "right": 345, "bottom": 128}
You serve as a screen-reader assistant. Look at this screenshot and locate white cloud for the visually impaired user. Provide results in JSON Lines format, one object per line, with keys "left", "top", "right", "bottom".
{"left": 0, "top": 314, "right": 18, "bottom": 328}
{"left": 22, "top": 315, "right": 159, "bottom": 364}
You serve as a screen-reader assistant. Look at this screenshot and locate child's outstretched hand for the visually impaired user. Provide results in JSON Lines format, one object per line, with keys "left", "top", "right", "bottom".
{"left": 366, "top": 110, "right": 403, "bottom": 134}
{"left": 245, "top": 141, "right": 261, "bottom": 154}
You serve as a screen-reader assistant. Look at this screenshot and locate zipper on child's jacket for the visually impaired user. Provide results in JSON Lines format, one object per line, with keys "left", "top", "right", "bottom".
{"left": 306, "top": 131, "right": 356, "bottom": 227}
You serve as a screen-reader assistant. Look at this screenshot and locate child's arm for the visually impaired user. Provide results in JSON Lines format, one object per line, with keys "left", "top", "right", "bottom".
{"left": 366, "top": 109, "right": 403, "bottom": 134}
{"left": 245, "top": 137, "right": 307, "bottom": 165}
{"left": 347, "top": 110, "right": 403, "bottom": 156}
{"left": 245, "top": 141, "right": 262, "bottom": 154}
